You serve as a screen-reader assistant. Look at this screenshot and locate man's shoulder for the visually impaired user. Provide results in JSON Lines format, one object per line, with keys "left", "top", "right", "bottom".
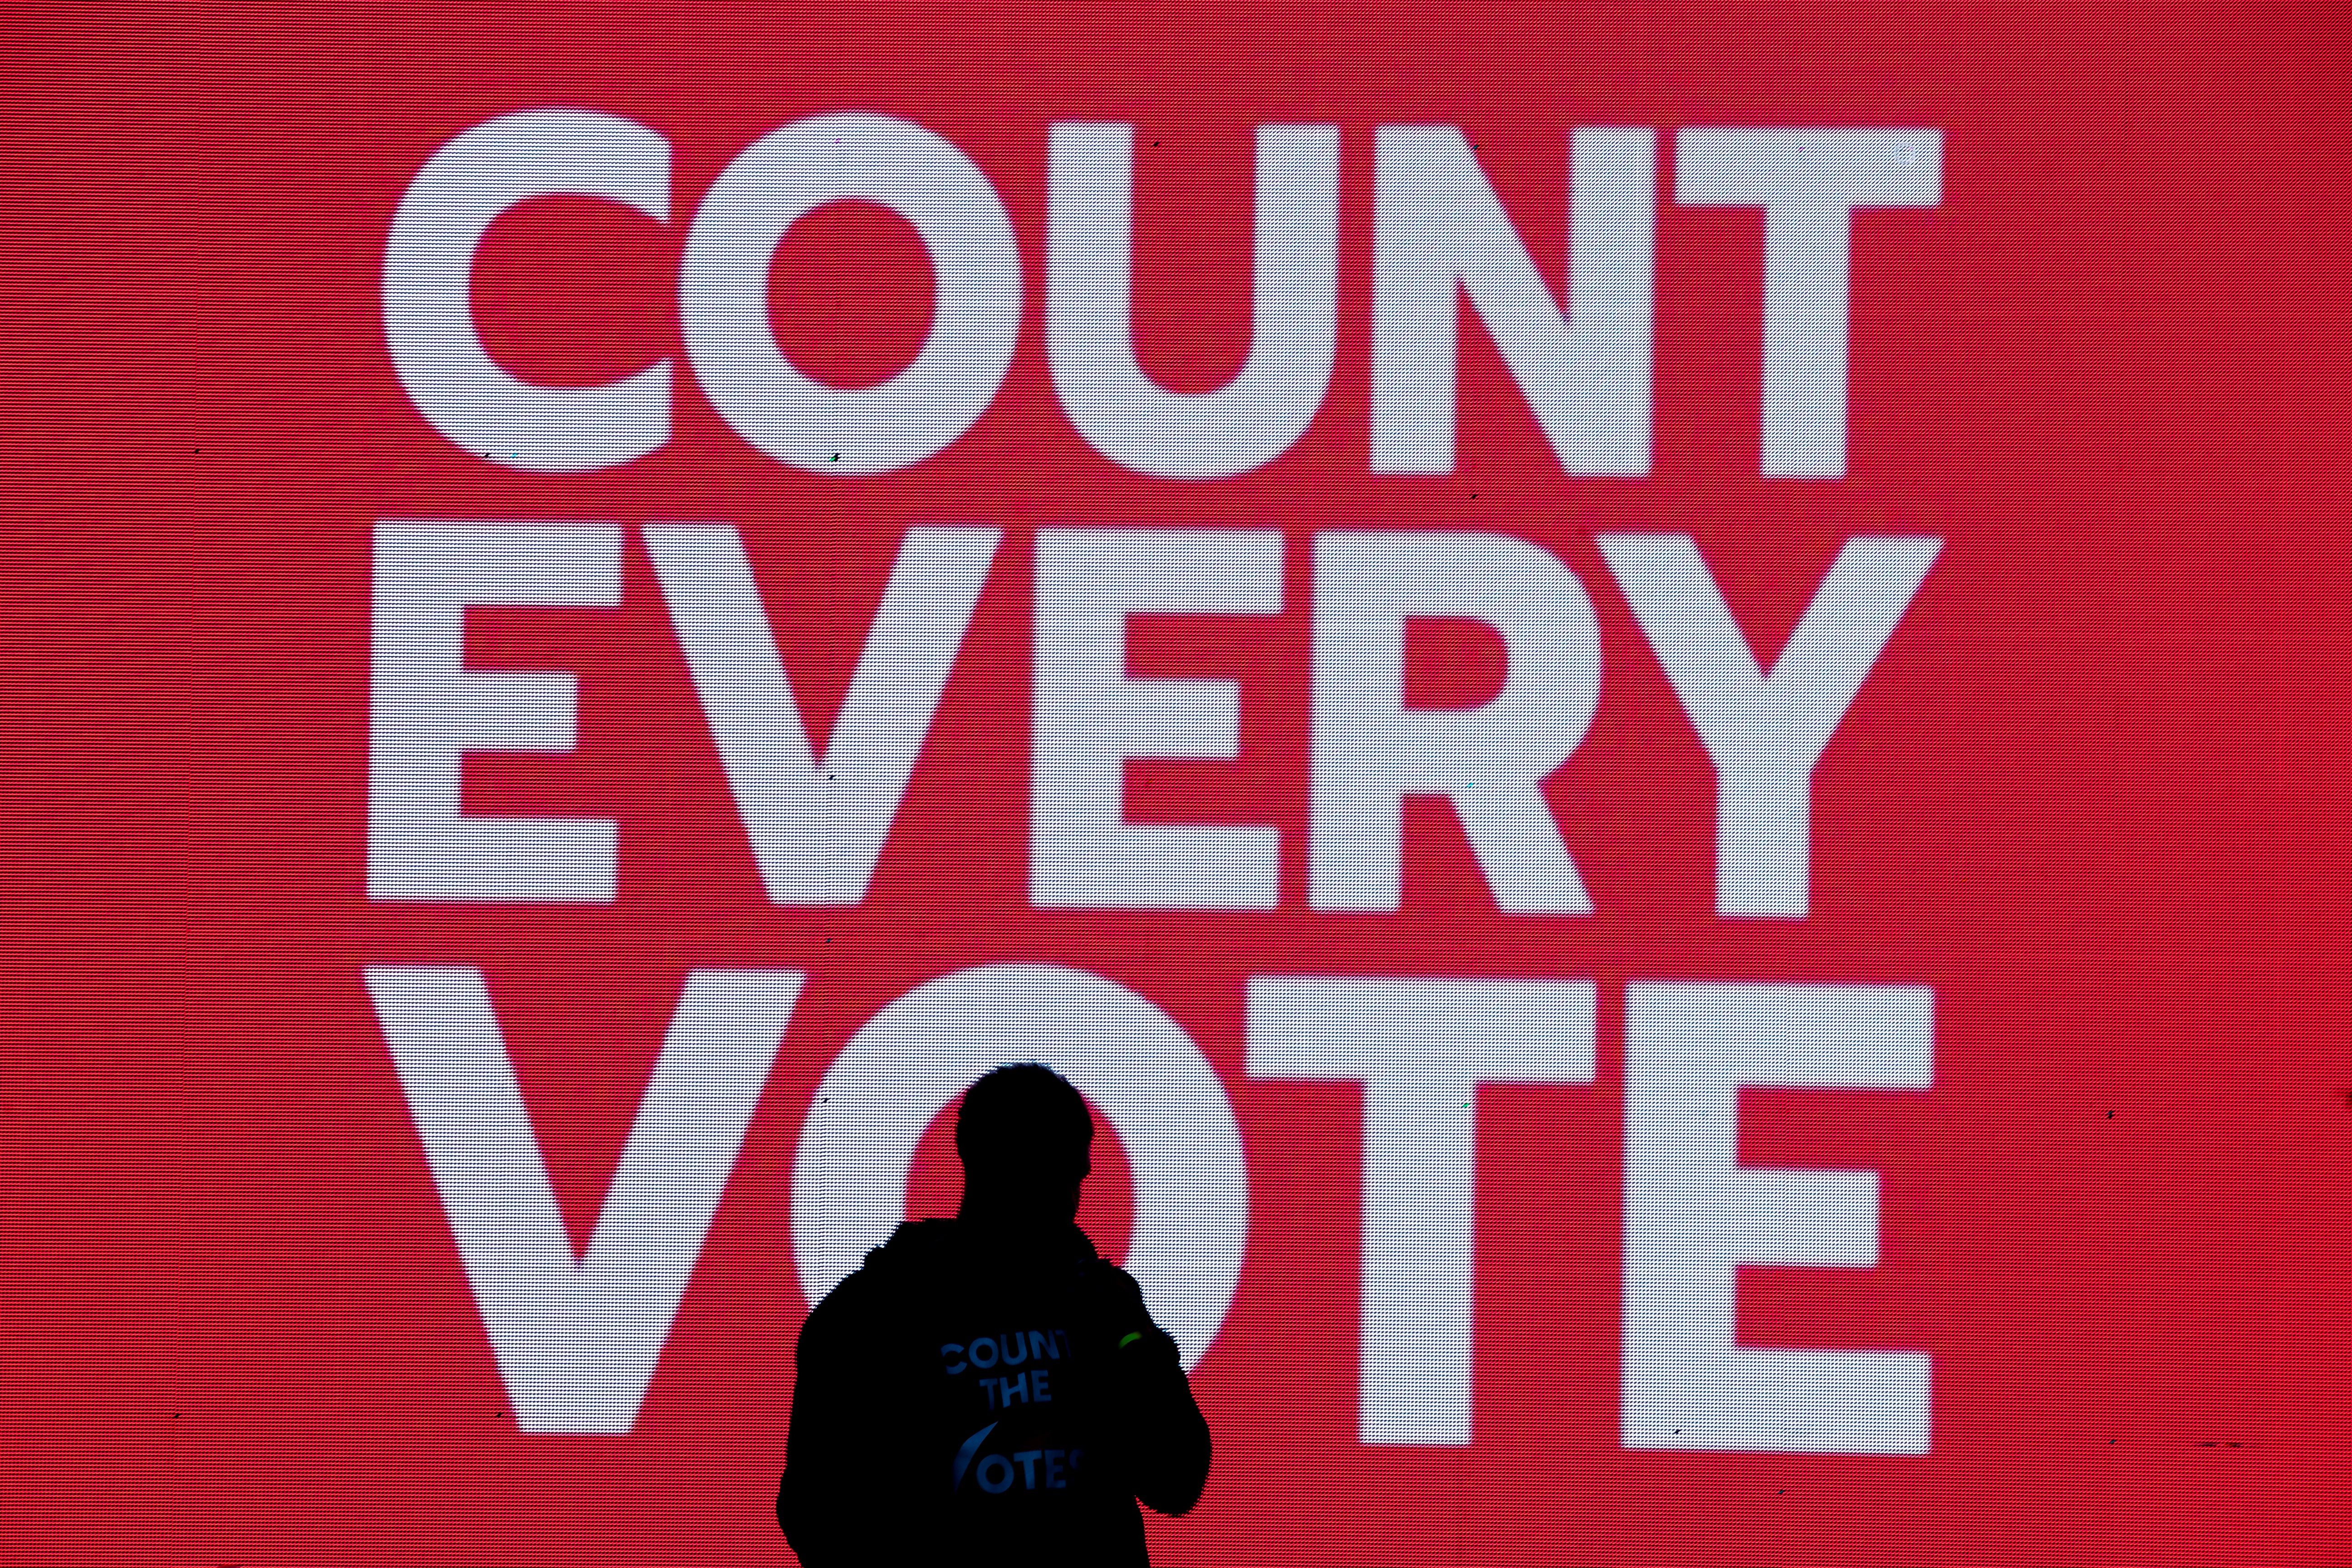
{"left": 805, "top": 1218, "right": 1132, "bottom": 1332}
{"left": 800, "top": 1223, "right": 944, "bottom": 1338}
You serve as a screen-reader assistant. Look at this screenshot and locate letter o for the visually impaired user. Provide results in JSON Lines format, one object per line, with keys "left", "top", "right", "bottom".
{"left": 975, "top": 1454, "right": 1014, "bottom": 1494}
{"left": 793, "top": 964, "right": 1249, "bottom": 1370}
{"left": 681, "top": 113, "right": 1021, "bottom": 473}
{"left": 968, "top": 1335, "right": 999, "bottom": 1369}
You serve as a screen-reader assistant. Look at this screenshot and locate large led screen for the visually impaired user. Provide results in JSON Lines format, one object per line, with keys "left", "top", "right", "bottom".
{"left": 5, "top": 3, "right": 2347, "bottom": 1563}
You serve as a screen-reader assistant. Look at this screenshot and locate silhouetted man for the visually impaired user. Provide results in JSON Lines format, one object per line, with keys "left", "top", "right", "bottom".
{"left": 778, "top": 1063, "right": 1212, "bottom": 1566}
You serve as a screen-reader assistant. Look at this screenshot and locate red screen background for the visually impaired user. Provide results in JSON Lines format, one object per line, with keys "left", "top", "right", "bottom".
{"left": 4, "top": 3, "right": 2348, "bottom": 1563}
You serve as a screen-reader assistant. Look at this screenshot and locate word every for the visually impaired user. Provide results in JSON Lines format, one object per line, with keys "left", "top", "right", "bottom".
{"left": 387, "top": 111, "right": 1940, "bottom": 479}
{"left": 368, "top": 524, "right": 1938, "bottom": 919}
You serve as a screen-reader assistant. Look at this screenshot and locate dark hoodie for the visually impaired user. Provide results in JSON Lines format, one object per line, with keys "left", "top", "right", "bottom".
{"left": 777, "top": 1217, "right": 1212, "bottom": 1567}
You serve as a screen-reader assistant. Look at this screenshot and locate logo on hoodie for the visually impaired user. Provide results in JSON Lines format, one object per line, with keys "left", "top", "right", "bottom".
{"left": 951, "top": 1421, "right": 1085, "bottom": 1496}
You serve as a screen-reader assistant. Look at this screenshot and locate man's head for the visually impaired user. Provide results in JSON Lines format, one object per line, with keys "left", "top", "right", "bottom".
{"left": 955, "top": 1063, "right": 1093, "bottom": 1225}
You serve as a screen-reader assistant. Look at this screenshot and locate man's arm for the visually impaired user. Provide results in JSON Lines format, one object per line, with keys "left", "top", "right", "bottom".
{"left": 1096, "top": 1266, "right": 1214, "bottom": 1517}
{"left": 776, "top": 1282, "right": 880, "bottom": 1565}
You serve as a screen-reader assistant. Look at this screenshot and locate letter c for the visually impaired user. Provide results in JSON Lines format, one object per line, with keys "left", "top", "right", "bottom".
{"left": 940, "top": 1343, "right": 966, "bottom": 1375}
{"left": 384, "top": 110, "right": 671, "bottom": 472}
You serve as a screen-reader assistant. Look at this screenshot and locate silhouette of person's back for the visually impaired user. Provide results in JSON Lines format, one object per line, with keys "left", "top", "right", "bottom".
{"left": 777, "top": 1063, "right": 1212, "bottom": 1566}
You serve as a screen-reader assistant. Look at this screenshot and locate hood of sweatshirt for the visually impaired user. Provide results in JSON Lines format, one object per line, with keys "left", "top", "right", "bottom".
{"left": 860, "top": 1215, "right": 1105, "bottom": 1290}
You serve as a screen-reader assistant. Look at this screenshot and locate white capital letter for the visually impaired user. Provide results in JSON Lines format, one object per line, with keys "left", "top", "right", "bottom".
{"left": 1048, "top": 123, "right": 1340, "bottom": 477}
{"left": 1033, "top": 528, "right": 1283, "bottom": 909}
{"left": 1597, "top": 534, "right": 1939, "bottom": 917}
{"left": 1676, "top": 128, "right": 1941, "bottom": 477}
{"left": 365, "top": 965, "right": 802, "bottom": 1432}
{"left": 681, "top": 114, "right": 1021, "bottom": 473}
{"left": 794, "top": 965, "right": 1248, "bottom": 1370}
{"left": 645, "top": 524, "right": 999, "bottom": 905}
{"left": 384, "top": 111, "right": 671, "bottom": 472}
{"left": 1312, "top": 530, "right": 1599, "bottom": 913}
{"left": 369, "top": 523, "right": 622, "bottom": 902}
{"left": 1373, "top": 127, "right": 1654, "bottom": 475}
{"left": 1623, "top": 980, "right": 1932, "bottom": 1453}
{"left": 1248, "top": 977, "right": 1597, "bottom": 1444}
